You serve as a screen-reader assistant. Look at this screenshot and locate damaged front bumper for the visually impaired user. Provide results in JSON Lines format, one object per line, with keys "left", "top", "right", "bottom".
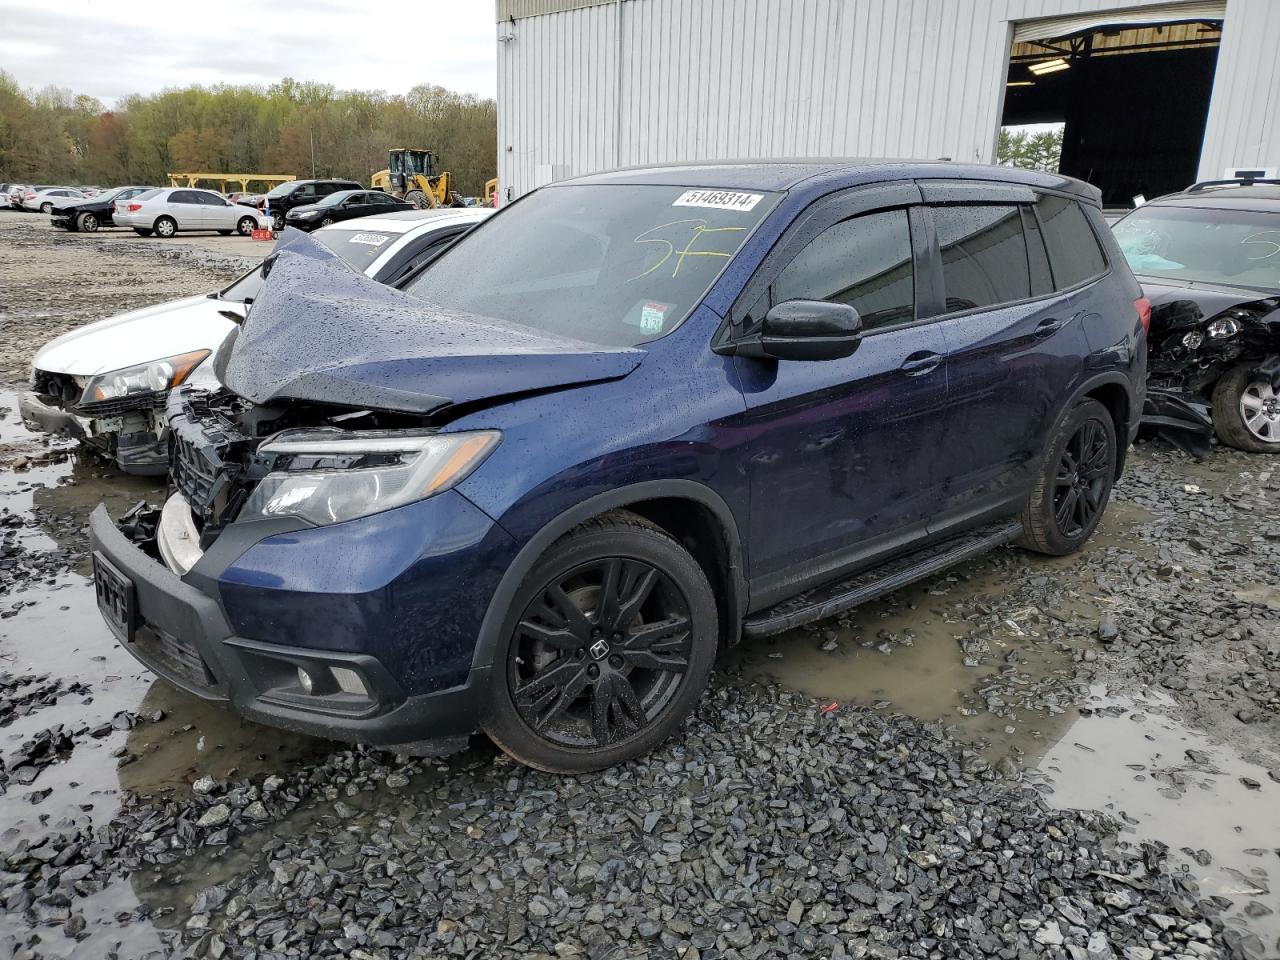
{"left": 19, "top": 391, "right": 167, "bottom": 475}
{"left": 87, "top": 493, "right": 504, "bottom": 752}
{"left": 1140, "top": 388, "right": 1213, "bottom": 458}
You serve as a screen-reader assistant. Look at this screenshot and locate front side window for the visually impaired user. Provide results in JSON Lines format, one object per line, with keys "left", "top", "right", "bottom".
{"left": 1113, "top": 204, "right": 1280, "bottom": 294}
{"left": 1036, "top": 194, "right": 1107, "bottom": 289}
{"left": 933, "top": 205, "right": 1031, "bottom": 313}
{"left": 403, "top": 184, "right": 779, "bottom": 347}
{"left": 772, "top": 209, "right": 915, "bottom": 329}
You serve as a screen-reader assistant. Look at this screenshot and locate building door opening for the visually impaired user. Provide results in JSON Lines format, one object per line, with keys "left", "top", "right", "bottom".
{"left": 1000, "top": 15, "right": 1223, "bottom": 208}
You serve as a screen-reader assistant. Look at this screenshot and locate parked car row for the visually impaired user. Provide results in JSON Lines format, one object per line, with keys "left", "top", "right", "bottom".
{"left": 14, "top": 160, "right": 1277, "bottom": 773}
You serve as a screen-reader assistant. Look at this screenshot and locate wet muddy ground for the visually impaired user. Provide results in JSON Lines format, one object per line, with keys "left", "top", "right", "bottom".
{"left": 0, "top": 222, "right": 1277, "bottom": 959}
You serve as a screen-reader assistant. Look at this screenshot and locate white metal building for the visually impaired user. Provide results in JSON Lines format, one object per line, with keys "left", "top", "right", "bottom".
{"left": 494, "top": 0, "right": 1279, "bottom": 204}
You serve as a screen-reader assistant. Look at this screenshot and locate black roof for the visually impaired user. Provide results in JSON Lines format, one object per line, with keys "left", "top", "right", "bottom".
{"left": 562, "top": 158, "right": 1099, "bottom": 203}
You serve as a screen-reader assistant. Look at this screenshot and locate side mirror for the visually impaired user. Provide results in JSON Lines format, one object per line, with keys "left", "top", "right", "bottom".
{"left": 733, "top": 299, "right": 864, "bottom": 361}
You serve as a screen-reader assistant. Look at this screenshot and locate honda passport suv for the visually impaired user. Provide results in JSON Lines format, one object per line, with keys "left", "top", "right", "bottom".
{"left": 89, "top": 160, "right": 1147, "bottom": 772}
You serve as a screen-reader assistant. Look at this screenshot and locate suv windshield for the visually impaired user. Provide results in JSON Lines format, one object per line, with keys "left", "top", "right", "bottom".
{"left": 403, "top": 183, "right": 780, "bottom": 346}
{"left": 1114, "top": 204, "right": 1280, "bottom": 293}
{"left": 266, "top": 182, "right": 299, "bottom": 198}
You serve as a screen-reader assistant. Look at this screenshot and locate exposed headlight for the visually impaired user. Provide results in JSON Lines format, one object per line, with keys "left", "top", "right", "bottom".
{"left": 296, "top": 210, "right": 321, "bottom": 218}
{"left": 239, "top": 430, "right": 501, "bottom": 526}
{"left": 1207, "top": 317, "right": 1241, "bottom": 339}
{"left": 1182, "top": 331, "right": 1204, "bottom": 349}
{"left": 82, "top": 350, "right": 211, "bottom": 403}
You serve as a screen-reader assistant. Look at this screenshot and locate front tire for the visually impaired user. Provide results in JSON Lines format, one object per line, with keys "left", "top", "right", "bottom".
{"left": 77, "top": 212, "right": 99, "bottom": 232}
{"left": 1212, "top": 363, "right": 1280, "bottom": 453}
{"left": 484, "top": 512, "right": 718, "bottom": 773}
{"left": 153, "top": 216, "right": 177, "bottom": 238}
{"left": 236, "top": 216, "right": 256, "bottom": 237}
{"left": 320, "top": 216, "right": 335, "bottom": 227}
{"left": 271, "top": 211, "right": 285, "bottom": 231}
{"left": 404, "top": 189, "right": 429, "bottom": 209}
{"left": 1020, "top": 399, "right": 1116, "bottom": 556}
{"left": 40, "top": 202, "right": 54, "bottom": 214}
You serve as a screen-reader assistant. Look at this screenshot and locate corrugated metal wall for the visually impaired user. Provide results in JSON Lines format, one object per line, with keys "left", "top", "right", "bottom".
{"left": 496, "top": 0, "right": 1280, "bottom": 200}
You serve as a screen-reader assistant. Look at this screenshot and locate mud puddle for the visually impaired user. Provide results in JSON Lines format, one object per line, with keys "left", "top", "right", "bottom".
{"left": 1036, "top": 687, "right": 1280, "bottom": 954}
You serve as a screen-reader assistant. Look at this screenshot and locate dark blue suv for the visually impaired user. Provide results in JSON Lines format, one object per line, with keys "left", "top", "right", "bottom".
{"left": 89, "top": 160, "right": 1147, "bottom": 771}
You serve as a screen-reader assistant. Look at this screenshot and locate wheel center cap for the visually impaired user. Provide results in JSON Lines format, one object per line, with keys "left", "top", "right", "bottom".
{"left": 588, "top": 638, "right": 611, "bottom": 661}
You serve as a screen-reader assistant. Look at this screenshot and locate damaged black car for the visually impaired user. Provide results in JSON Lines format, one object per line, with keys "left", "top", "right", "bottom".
{"left": 1113, "top": 179, "right": 1280, "bottom": 455}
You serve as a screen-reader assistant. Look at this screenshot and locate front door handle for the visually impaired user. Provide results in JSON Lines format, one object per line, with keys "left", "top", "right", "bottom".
{"left": 899, "top": 351, "right": 943, "bottom": 376}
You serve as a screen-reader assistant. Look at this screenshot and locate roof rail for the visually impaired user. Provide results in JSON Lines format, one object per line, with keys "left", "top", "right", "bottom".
{"left": 1186, "top": 177, "right": 1280, "bottom": 192}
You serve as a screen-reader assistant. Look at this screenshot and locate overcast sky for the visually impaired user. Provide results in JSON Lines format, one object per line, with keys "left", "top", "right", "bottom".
{"left": 0, "top": 0, "right": 497, "bottom": 105}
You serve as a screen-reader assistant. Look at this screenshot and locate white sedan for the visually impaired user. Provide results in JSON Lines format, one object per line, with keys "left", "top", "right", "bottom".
{"left": 20, "top": 208, "right": 492, "bottom": 473}
{"left": 112, "top": 187, "right": 270, "bottom": 237}
{"left": 21, "top": 187, "right": 85, "bottom": 213}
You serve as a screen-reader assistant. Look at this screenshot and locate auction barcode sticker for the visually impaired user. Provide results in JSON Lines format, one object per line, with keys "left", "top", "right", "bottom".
{"left": 672, "top": 190, "right": 763, "bottom": 211}
{"left": 349, "top": 233, "right": 390, "bottom": 246}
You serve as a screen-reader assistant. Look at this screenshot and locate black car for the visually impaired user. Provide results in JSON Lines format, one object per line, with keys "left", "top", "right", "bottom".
{"left": 50, "top": 185, "right": 155, "bottom": 232}
{"left": 284, "top": 189, "right": 414, "bottom": 231}
{"left": 1113, "top": 179, "right": 1280, "bottom": 455}
{"left": 256, "top": 178, "right": 363, "bottom": 230}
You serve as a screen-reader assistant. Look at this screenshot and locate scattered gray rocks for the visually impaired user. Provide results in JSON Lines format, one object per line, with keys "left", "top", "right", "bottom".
{"left": 4, "top": 684, "right": 1232, "bottom": 959}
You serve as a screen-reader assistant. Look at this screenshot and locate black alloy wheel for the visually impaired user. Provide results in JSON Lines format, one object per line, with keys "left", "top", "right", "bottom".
{"left": 509, "top": 557, "right": 692, "bottom": 748}
{"left": 485, "top": 511, "right": 718, "bottom": 772}
{"left": 1019, "top": 398, "right": 1116, "bottom": 556}
{"left": 1052, "top": 418, "right": 1110, "bottom": 538}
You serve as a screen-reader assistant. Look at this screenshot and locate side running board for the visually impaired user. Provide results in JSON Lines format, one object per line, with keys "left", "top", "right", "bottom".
{"left": 742, "top": 521, "right": 1023, "bottom": 638}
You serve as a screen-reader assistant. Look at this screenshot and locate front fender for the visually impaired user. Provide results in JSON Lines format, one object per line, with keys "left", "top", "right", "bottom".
{"left": 469, "top": 479, "right": 747, "bottom": 673}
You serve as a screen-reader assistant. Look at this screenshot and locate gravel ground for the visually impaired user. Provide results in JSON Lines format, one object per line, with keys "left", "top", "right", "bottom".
{"left": 0, "top": 210, "right": 255, "bottom": 385}
{"left": 0, "top": 220, "right": 1276, "bottom": 960}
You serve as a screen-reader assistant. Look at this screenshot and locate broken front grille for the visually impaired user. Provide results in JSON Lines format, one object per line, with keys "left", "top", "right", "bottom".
{"left": 167, "top": 388, "right": 261, "bottom": 543}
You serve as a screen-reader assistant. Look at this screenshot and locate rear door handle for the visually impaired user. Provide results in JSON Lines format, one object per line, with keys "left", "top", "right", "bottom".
{"left": 1034, "top": 312, "right": 1081, "bottom": 338}
{"left": 899, "top": 351, "right": 943, "bottom": 376}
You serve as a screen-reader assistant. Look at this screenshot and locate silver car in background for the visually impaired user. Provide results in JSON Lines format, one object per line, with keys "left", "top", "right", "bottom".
{"left": 21, "top": 187, "right": 84, "bottom": 212}
{"left": 113, "top": 187, "right": 269, "bottom": 238}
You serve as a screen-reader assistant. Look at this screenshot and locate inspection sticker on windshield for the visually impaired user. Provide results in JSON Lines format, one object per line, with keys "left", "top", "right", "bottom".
{"left": 640, "top": 301, "right": 670, "bottom": 333}
{"left": 349, "top": 233, "right": 390, "bottom": 247}
{"left": 672, "top": 189, "right": 763, "bottom": 212}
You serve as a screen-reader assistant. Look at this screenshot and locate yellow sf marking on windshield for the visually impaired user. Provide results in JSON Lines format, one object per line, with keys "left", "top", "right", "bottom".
{"left": 630, "top": 220, "right": 747, "bottom": 281}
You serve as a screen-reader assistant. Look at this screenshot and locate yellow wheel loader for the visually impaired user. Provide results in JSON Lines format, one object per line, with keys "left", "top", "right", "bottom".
{"left": 370, "top": 148, "right": 455, "bottom": 209}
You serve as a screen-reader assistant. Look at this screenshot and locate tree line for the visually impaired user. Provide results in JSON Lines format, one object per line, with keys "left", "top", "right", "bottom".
{"left": 0, "top": 73, "right": 497, "bottom": 196}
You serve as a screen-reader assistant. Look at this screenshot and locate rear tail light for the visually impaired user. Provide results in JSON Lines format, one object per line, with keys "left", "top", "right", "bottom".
{"left": 1134, "top": 296, "right": 1151, "bottom": 334}
{"left": 127, "top": 202, "right": 142, "bottom": 212}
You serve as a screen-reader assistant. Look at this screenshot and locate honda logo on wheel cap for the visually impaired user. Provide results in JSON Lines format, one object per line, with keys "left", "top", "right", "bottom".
{"left": 589, "top": 639, "right": 610, "bottom": 661}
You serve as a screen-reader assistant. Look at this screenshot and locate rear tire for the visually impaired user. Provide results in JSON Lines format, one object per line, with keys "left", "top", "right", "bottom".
{"left": 77, "top": 212, "right": 99, "bottom": 232}
{"left": 153, "top": 216, "right": 177, "bottom": 238}
{"left": 1211, "top": 363, "right": 1280, "bottom": 453}
{"left": 236, "top": 216, "right": 256, "bottom": 237}
{"left": 133, "top": 228, "right": 153, "bottom": 237}
{"left": 1019, "top": 399, "right": 1116, "bottom": 556}
{"left": 483, "top": 511, "right": 718, "bottom": 773}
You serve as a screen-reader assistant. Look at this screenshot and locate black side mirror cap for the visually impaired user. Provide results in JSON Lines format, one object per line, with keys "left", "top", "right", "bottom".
{"left": 725, "top": 299, "right": 864, "bottom": 362}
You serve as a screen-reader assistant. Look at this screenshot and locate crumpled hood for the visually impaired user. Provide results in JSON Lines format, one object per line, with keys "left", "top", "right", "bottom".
{"left": 218, "top": 231, "right": 645, "bottom": 415}
{"left": 1142, "top": 278, "right": 1280, "bottom": 334}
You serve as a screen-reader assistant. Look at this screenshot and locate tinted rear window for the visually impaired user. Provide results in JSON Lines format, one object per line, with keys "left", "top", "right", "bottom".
{"left": 1036, "top": 194, "right": 1107, "bottom": 289}
{"left": 933, "top": 205, "right": 1031, "bottom": 312}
